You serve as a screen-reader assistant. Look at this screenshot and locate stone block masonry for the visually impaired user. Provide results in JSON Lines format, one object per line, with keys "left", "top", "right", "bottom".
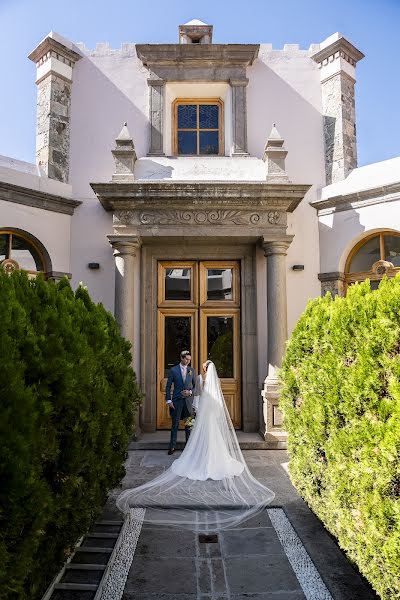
{"left": 322, "top": 72, "right": 357, "bottom": 185}
{"left": 36, "top": 74, "right": 71, "bottom": 183}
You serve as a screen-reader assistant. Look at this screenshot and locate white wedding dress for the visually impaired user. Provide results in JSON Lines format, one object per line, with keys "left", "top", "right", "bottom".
{"left": 117, "top": 362, "right": 275, "bottom": 531}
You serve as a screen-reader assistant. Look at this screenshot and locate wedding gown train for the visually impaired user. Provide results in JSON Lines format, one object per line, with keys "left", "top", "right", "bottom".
{"left": 116, "top": 362, "right": 275, "bottom": 531}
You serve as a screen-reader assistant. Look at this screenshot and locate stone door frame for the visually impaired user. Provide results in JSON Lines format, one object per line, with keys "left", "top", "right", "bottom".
{"left": 140, "top": 240, "right": 258, "bottom": 433}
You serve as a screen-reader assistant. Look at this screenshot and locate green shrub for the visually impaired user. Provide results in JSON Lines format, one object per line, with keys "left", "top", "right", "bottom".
{"left": 280, "top": 274, "right": 400, "bottom": 600}
{"left": 0, "top": 271, "right": 141, "bottom": 600}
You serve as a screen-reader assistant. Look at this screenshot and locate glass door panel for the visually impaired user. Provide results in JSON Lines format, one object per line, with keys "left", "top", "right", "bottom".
{"left": 157, "top": 309, "right": 197, "bottom": 429}
{"left": 200, "top": 308, "right": 241, "bottom": 428}
{"left": 199, "top": 261, "right": 240, "bottom": 306}
{"left": 157, "top": 261, "right": 241, "bottom": 429}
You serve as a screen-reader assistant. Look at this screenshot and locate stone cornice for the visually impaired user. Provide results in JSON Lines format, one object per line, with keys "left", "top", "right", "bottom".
{"left": 136, "top": 44, "right": 259, "bottom": 68}
{"left": 311, "top": 37, "right": 364, "bottom": 66}
{"left": 311, "top": 181, "right": 400, "bottom": 215}
{"left": 28, "top": 36, "right": 82, "bottom": 65}
{"left": 0, "top": 180, "right": 81, "bottom": 215}
{"left": 91, "top": 181, "right": 311, "bottom": 213}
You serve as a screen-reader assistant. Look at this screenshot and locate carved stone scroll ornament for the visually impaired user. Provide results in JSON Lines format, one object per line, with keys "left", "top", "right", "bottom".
{"left": 139, "top": 210, "right": 261, "bottom": 226}
{"left": 1, "top": 259, "right": 19, "bottom": 274}
{"left": 371, "top": 260, "right": 394, "bottom": 276}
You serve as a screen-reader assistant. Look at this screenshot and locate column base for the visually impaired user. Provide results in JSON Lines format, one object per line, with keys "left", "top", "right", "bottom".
{"left": 260, "top": 377, "right": 288, "bottom": 448}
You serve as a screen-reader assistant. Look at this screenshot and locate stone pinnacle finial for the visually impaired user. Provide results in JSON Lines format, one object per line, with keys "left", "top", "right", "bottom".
{"left": 263, "top": 124, "right": 290, "bottom": 183}
{"left": 112, "top": 122, "right": 137, "bottom": 182}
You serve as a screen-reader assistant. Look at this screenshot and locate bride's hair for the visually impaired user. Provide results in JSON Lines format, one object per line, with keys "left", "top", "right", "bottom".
{"left": 203, "top": 359, "right": 213, "bottom": 372}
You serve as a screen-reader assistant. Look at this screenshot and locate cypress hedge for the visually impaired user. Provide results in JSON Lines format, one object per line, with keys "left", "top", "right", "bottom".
{"left": 0, "top": 271, "right": 141, "bottom": 600}
{"left": 279, "top": 274, "right": 400, "bottom": 600}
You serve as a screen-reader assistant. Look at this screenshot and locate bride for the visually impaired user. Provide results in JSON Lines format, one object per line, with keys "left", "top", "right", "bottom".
{"left": 117, "top": 361, "right": 275, "bottom": 531}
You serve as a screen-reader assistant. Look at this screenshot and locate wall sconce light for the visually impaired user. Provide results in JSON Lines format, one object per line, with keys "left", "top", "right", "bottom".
{"left": 88, "top": 262, "right": 100, "bottom": 270}
{"left": 292, "top": 265, "right": 304, "bottom": 271}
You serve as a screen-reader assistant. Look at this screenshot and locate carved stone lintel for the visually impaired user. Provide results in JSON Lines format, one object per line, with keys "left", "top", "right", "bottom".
{"left": 113, "top": 209, "right": 285, "bottom": 228}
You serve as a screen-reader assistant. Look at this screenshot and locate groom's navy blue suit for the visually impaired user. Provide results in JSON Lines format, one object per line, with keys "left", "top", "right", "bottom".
{"left": 166, "top": 364, "right": 197, "bottom": 449}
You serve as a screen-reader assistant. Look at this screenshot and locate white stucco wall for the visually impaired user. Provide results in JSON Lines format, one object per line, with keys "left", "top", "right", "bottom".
{"left": 0, "top": 199, "right": 72, "bottom": 273}
{"left": 318, "top": 158, "right": 400, "bottom": 273}
{"left": 68, "top": 41, "right": 325, "bottom": 335}
{"left": 0, "top": 159, "right": 72, "bottom": 273}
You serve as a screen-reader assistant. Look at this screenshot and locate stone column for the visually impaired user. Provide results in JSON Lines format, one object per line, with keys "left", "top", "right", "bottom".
{"left": 230, "top": 79, "right": 249, "bottom": 156}
{"left": 311, "top": 34, "right": 364, "bottom": 184}
{"left": 261, "top": 236, "right": 293, "bottom": 444}
{"left": 28, "top": 33, "right": 81, "bottom": 183}
{"left": 108, "top": 235, "right": 141, "bottom": 349}
{"left": 108, "top": 234, "right": 142, "bottom": 435}
{"left": 148, "top": 79, "right": 165, "bottom": 155}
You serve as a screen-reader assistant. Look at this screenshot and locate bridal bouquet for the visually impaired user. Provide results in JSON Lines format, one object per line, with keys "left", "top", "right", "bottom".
{"left": 185, "top": 416, "right": 195, "bottom": 429}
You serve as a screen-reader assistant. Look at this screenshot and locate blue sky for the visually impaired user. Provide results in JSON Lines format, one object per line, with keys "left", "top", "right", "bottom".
{"left": 1, "top": 0, "right": 399, "bottom": 167}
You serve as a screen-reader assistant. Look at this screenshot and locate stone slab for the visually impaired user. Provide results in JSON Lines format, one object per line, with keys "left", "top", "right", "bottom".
{"left": 124, "top": 556, "right": 197, "bottom": 594}
{"left": 225, "top": 555, "right": 302, "bottom": 594}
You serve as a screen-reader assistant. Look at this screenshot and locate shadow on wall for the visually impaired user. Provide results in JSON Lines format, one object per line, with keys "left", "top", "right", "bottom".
{"left": 318, "top": 207, "right": 365, "bottom": 281}
{"left": 134, "top": 159, "right": 174, "bottom": 180}
{"left": 69, "top": 52, "right": 149, "bottom": 197}
{"left": 247, "top": 57, "right": 326, "bottom": 185}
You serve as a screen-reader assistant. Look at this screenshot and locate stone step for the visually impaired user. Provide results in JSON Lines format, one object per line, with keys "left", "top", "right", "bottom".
{"left": 52, "top": 591, "right": 95, "bottom": 600}
{"left": 65, "top": 564, "right": 107, "bottom": 571}
{"left": 60, "top": 567, "right": 104, "bottom": 586}
{"left": 54, "top": 583, "right": 97, "bottom": 591}
{"left": 96, "top": 519, "right": 123, "bottom": 526}
{"left": 128, "top": 439, "right": 286, "bottom": 450}
{"left": 86, "top": 532, "right": 119, "bottom": 539}
{"left": 75, "top": 546, "right": 113, "bottom": 554}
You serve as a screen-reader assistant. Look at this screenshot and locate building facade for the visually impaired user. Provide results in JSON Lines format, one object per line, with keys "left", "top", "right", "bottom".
{"left": 1, "top": 20, "right": 399, "bottom": 443}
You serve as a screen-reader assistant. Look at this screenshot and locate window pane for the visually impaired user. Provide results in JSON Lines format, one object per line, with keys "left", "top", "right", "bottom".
{"left": 0, "top": 233, "right": 9, "bottom": 261}
{"left": 207, "top": 316, "right": 233, "bottom": 378}
{"left": 384, "top": 235, "right": 400, "bottom": 267}
{"left": 165, "top": 268, "right": 191, "bottom": 301}
{"left": 178, "top": 131, "right": 197, "bottom": 155}
{"left": 164, "top": 316, "right": 191, "bottom": 378}
{"left": 207, "top": 268, "right": 233, "bottom": 300}
{"left": 177, "top": 104, "right": 197, "bottom": 129}
{"left": 199, "top": 131, "right": 219, "bottom": 155}
{"left": 199, "top": 105, "right": 219, "bottom": 129}
{"left": 349, "top": 236, "right": 380, "bottom": 273}
{"left": 11, "top": 235, "right": 42, "bottom": 271}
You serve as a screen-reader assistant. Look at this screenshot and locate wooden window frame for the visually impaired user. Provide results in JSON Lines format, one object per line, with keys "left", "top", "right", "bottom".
{"left": 344, "top": 231, "right": 400, "bottom": 289}
{"left": 158, "top": 261, "right": 198, "bottom": 307}
{"left": 172, "top": 98, "right": 224, "bottom": 156}
{"left": 0, "top": 230, "right": 45, "bottom": 276}
{"left": 199, "top": 260, "right": 240, "bottom": 307}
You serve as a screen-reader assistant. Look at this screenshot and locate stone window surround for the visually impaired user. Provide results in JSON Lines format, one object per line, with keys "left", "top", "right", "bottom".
{"left": 136, "top": 43, "right": 259, "bottom": 157}
{"left": 167, "top": 91, "right": 229, "bottom": 156}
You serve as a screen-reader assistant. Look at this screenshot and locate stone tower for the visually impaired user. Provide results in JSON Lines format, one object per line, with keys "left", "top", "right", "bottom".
{"left": 312, "top": 33, "right": 364, "bottom": 185}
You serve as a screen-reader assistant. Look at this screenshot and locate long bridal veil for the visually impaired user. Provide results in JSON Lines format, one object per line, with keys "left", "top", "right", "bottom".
{"left": 116, "top": 363, "right": 275, "bottom": 531}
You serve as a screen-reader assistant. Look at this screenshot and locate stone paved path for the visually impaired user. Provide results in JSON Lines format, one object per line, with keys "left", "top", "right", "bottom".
{"left": 103, "top": 449, "right": 377, "bottom": 600}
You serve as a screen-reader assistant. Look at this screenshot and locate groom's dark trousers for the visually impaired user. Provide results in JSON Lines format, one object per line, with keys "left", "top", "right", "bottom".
{"left": 166, "top": 364, "right": 196, "bottom": 449}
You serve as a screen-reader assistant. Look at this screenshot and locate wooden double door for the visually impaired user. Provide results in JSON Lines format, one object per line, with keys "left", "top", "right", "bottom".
{"left": 157, "top": 260, "right": 241, "bottom": 429}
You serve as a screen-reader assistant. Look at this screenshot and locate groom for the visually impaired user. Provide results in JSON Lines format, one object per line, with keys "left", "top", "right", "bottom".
{"left": 166, "top": 350, "right": 196, "bottom": 455}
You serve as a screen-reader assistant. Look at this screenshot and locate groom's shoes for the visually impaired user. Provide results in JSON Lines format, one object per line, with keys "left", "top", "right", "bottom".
{"left": 168, "top": 448, "right": 175, "bottom": 455}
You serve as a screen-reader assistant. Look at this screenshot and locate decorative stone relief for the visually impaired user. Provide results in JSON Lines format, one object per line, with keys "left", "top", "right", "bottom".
{"left": 267, "top": 211, "right": 281, "bottom": 224}
{"left": 140, "top": 210, "right": 261, "bottom": 225}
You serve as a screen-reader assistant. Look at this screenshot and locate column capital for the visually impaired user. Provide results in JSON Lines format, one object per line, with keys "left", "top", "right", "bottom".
{"left": 229, "top": 78, "right": 249, "bottom": 87}
{"left": 147, "top": 78, "right": 165, "bottom": 87}
{"left": 107, "top": 235, "right": 142, "bottom": 256}
{"left": 262, "top": 235, "right": 294, "bottom": 257}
